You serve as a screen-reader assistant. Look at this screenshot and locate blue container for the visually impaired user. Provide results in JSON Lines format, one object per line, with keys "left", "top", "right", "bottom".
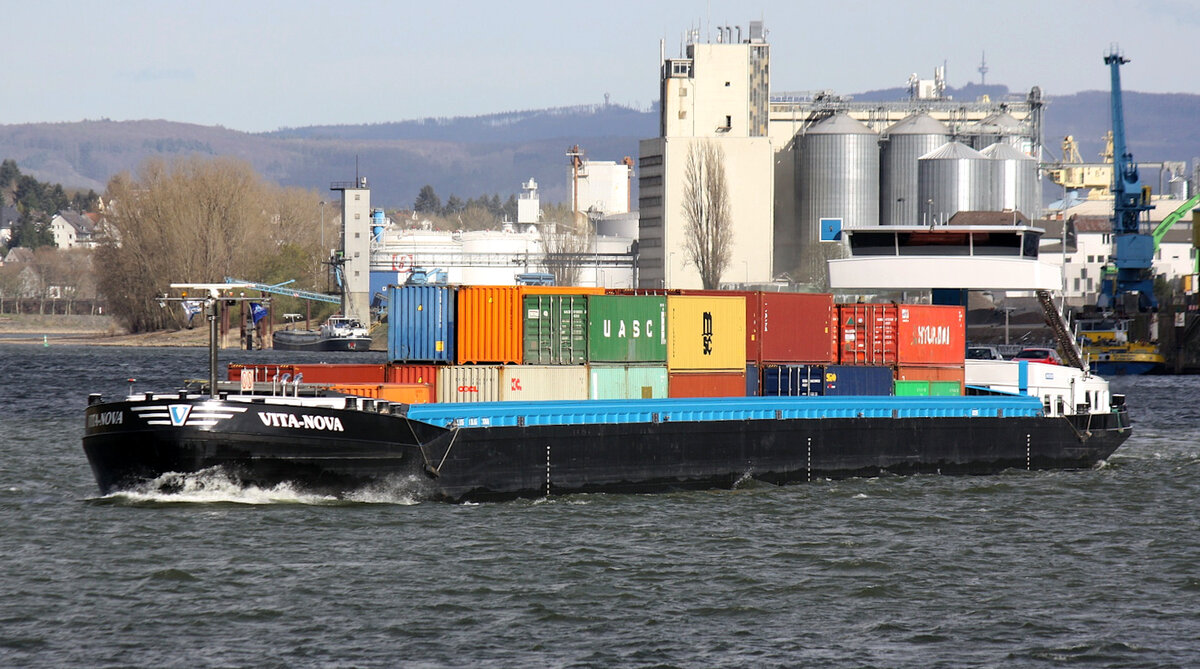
{"left": 387, "top": 285, "right": 456, "bottom": 363}
{"left": 745, "top": 363, "right": 760, "bottom": 396}
{"left": 761, "top": 364, "right": 825, "bottom": 396}
{"left": 823, "top": 365, "right": 893, "bottom": 396}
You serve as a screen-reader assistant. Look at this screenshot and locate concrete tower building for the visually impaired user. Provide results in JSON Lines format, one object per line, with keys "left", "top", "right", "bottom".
{"left": 331, "top": 177, "right": 372, "bottom": 324}
{"left": 637, "top": 22, "right": 774, "bottom": 288}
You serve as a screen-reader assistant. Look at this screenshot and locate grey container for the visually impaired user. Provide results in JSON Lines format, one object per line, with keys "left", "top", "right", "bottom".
{"left": 917, "top": 141, "right": 997, "bottom": 224}
{"left": 981, "top": 142, "right": 1039, "bottom": 220}
{"left": 880, "top": 113, "right": 949, "bottom": 226}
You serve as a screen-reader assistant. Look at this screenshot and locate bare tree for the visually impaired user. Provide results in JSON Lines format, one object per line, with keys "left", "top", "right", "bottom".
{"left": 96, "top": 157, "right": 326, "bottom": 332}
{"left": 538, "top": 208, "right": 594, "bottom": 286}
{"left": 681, "top": 140, "right": 733, "bottom": 289}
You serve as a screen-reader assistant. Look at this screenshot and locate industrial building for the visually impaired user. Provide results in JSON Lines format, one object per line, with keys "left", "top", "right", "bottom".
{"left": 639, "top": 20, "right": 1047, "bottom": 289}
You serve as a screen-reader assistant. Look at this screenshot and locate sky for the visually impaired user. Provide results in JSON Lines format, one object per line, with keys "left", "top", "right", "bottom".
{"left": 4, "top": 0, "right": 1199, "bottom": 133}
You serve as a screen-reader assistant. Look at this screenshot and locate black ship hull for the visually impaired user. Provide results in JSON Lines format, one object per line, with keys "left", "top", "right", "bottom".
{"left": 83, "top": 395, "right": 1131, "bottom": 502}
{"left": 272, "top": 330, "right": 372, "bottom": 352}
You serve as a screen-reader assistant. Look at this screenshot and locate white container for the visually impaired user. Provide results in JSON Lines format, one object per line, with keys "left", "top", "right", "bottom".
{"left": 437, "top": 365, "right": 501, "bottom": 403}
{"left": 500, "top": 365, "right": 588, "bottom": 402}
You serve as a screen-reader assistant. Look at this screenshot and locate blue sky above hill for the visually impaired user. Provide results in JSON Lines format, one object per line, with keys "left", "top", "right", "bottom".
{"left": 4, "top": 0, "right": 1198, "bottom": 132}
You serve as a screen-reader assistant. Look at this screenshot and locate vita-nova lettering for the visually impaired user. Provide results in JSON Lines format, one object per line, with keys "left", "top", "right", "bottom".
{"left": 602, "top": 319, "right": 654, "bottom": 339}
{"left": 257, "top": 412, "right": 345, "bottom": 431}
{"left": 87, "top": 411, "right": 123, "bottom": 428}
{"left": 916, "top": 325, "right": 952, "bottom": 346}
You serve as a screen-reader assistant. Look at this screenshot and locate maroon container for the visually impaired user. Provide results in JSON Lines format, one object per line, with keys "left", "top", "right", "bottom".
{"left": 667, "top": 370, "right": 747, "bottom": 398}
{"left": 227, "top": 363, "right": 386, "bottom": 384}
{"left": 759, "top": 292, "right": 836, "bottom": 363}
{"left": 837, "top": 303, "right": 899, "bottom": 366}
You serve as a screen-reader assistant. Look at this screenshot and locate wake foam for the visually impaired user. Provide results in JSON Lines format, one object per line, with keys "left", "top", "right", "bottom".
{"left": 99, "top": 468, "right": 426, "bottom": 506}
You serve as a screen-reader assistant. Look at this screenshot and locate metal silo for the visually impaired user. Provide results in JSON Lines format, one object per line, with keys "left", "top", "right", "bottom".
{"left": 880, "top": 113, "right": 949, "bottom": 225}
{"left": 917, "top": 141, "right": 997, "bottom": 224}
{"left": 967, "top": 111, "right": 1022, "bottom": 150}
{"left": 797, "top": 113, "right": 879, "bottom": 284}
{"left": 981, "top": 142, "right": 1038, "bottom": 220}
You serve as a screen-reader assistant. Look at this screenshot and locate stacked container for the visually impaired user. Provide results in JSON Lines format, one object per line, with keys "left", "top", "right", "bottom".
{"left": 436, "top": 365, "right": 501, "bottom": 403}
{"left": 666, "top": 294, "right": 746, "bottom": 397}
{"left": 457, "top": 286, "right": 603, "bottom": 364}
{"left": 387, "top": 285, "right": 455, "bottom": 363}
{"left": 522, "top": 294, "right": 587, "bottom": 365}
{"left": 586, "top": 294, "right": 668, "bottom": 400}
{"left": 837, "top": 303, "right": 898, "bottom": 366}
{"left": 500, "top": 366, "right": 588, "bottom": 401}
{"left": 893, "top": 304, "right": 966, "bottom": 396}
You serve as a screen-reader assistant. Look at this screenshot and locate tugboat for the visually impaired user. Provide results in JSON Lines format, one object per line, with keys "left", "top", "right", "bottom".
{"left": 1076, "top": 316, "right": 1163, "bottom": 376}
{"left": 272, "top": 314, "right": 372, "bottom": 352}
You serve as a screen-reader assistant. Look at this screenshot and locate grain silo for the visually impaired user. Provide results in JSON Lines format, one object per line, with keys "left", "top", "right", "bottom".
{"left": 880, "top": 113, "right": 950, "bottom": 225}
{"left": 917, "top": 141, "right": 997, "bottom": 224}
{"left": 966, "top": 111, "right": 1023, "bottom": 151}
{"left": 797, "top": 113, "right": 879, "bottom": 284}
{"left": 981, "top": 142, "right": 1038, "bottom": 219}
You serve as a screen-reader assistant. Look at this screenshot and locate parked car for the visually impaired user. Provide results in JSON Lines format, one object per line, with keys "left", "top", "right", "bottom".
{"left": 967, "top": 345, "right": 1005, "bottom": 360}
{"left": 1012, "top": 347, "right": 1062, "bottom": 365}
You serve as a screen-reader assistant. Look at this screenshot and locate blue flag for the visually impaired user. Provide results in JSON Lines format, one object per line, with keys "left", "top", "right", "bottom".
{"left": 249, "top": 302, "right": 268, "bottom": 325}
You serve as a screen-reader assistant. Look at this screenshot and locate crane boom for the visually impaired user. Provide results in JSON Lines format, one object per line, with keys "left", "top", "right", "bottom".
{"left": 1098, "top": 48, "right": 1157, "bottom": 312}
{"left": 224, "top": 278, "right": 341, "bottom": 305}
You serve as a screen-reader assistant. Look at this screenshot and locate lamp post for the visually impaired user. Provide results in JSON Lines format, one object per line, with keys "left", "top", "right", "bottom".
{"left": 319, "top": 200, "right": 326, "bottom": 253}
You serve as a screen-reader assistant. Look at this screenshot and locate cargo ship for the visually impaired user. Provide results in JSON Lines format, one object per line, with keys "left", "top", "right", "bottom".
{"left": 272, "top": 315, "right": 372, "bottom": 352}
{"left": 82, "top": 285, "right": 1131, "bottom": 502}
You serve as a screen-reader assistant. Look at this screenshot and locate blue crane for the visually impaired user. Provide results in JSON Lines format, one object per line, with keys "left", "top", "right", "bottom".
{"left": 1097, "top": 48, "right": 1157, "bottom": 311}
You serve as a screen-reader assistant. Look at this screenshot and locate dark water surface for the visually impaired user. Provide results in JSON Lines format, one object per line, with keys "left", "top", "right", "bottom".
{"left": 1, "top": 344, "right": 1197, "bottom": 667}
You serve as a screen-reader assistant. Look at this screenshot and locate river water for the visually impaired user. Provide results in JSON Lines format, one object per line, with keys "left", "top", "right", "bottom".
{"left": 1, "top": 343, "right": 1197, "bottom": 667}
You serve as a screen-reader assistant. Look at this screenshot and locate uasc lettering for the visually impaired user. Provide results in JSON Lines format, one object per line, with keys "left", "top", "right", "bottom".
{"left": 602, "top": 319, "right": 654, "bottom": 339}
{"left": 257, "top": 412, "right": 345, "bottom": 431}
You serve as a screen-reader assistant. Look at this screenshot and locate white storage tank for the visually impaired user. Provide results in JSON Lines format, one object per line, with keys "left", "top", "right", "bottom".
{"left": 917, "top": 141, "right": 998, "bottom": 224}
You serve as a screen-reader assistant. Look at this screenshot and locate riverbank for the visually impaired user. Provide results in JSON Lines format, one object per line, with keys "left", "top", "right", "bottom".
{"left": 0, "top": 314, "right": 209, "bottom": 347}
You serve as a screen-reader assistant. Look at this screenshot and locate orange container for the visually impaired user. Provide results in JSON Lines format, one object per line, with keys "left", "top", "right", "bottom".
{"left": 456, "top": 286, "right": 524, "bottom": 364}
{"left": 896, "top": 305, "right": 966, "bottom": 365}
{"left": 456, "top": 286, "right": 607, "bottom": 364}
{"left": 385, "top": 364, "right": 441, "bottom": 401}
{"left": 667, "top": 370, "right": 747, "bottom": 398}
{"left": 325, "top": 383, "right": 433, "bottom": 404}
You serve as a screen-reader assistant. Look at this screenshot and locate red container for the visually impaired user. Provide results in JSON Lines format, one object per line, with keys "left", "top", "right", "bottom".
{"left": 759, "top": 293, "right": 836, "bottom": 363}
{"left": 385, "top": 364, "right": 441, "bottom": 402}
{"left": 667, "top": 370, "right": 747, "bottom": 398}
{"left": 897, "top": 305, "right": 966, "bottom": 365}
{"left": 837, "top": 303, "right": 898, "bottom": 365}
{"left": 227, "top": 363, "right": 386, "bottom": 384}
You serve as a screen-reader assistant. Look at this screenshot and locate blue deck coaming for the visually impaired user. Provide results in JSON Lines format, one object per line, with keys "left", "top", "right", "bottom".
{"left": 404, "top": 395, "right": 1046, "bottom": 429}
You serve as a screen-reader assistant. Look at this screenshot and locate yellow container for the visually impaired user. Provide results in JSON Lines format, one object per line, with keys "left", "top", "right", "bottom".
{"left": 667, "top": 295, "right": 746, "bottom": 371}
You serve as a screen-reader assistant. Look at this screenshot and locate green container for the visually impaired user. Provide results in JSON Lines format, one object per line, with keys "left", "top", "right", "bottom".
{"left": 589, "top": 364, "right": 668, "bottom": 399}
{"left": 930, "top": 380, "right": 961, "bottom": 397}
{"left": 587, "top": 295, "right": 668, "bottom": 363}
{"left": 522, "top": 295, "right": 587, "bottom": 365}
{"left": 894, "top": 380, "right": 930, "bottom": 397}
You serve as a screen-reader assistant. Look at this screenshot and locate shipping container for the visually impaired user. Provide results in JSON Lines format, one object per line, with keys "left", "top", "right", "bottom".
{"left": 384, "top": 364, "right": 441, "bottom": 402}
{"left": 930, "top": 381, "right": 961, "bottom": 396}
{"left": 746, "top": 363, "right": 760, "bottom": 396}
{"left": 325, "top": 383, "right": 433, "bottom": 404}
{"left": 822, "top": 365, "right": 893, "bottom": 396}
{"left": 588, "top": 364, "right": 668, "bottom": 400}
{"left": 500, "top": 365, "right": 589, "bottom": 402}
{"left": 456, "top": 286, "right": 523, "bottom": 364}
{"left": 667, "top": 370, "right": 747, "bottom": 398}
{"left": 521, "top": 286, "right": 606, "bottom": 297}
{"left": 897, "top": 304, "right": 966, "bottom": 365}
{"left": 667, "top": 295, "right": 746, "bottom": 371}
{"left": 894, "top": 380, "right": 930, "bottom": 397}
{"left": 227, "top": 363, "right": 386, "bottom": 384}
{"left": 760, "top": 293, "right": 837, "bottom": 363}
{"left": 680, "top": 290, "right": 761, "bottom": 362}
{"left": 387, "top": 285, "right": 455, "bottom": 363}
{"left": 895, "top": 365, "right": 965, "bottom": 395}
{"left": 837, "top": 303, "right": 898, "bottom": 365}
{"left": 436, "top": 365, "right": 501, "bottom": 403}
{"left": 522, "top": 294, "right": 588, "bottom": 365}
{"left": 587, "top": 295, "right": 668, "bottom": 363}
{"left": 761, "top": 364, "right": 825, "bottom": 396}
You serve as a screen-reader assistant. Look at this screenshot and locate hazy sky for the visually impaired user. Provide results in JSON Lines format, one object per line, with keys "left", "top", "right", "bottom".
{"left": 5, "top": 0, "right": 1198, "bottom": 132}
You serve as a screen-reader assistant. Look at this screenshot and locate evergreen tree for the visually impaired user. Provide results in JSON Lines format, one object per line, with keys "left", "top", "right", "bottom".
{"left": 414, "top": 185, "right": 441, "bottom": 214}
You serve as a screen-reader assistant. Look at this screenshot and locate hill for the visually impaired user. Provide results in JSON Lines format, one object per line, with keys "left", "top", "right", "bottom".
{"left": 0, "top": 91, "right": 1196, "bottom": 209}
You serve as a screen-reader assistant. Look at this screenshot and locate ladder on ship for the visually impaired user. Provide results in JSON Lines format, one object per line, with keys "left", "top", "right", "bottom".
{"left": 1036, "top": 289, "right": 1085, "bottom": 370}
